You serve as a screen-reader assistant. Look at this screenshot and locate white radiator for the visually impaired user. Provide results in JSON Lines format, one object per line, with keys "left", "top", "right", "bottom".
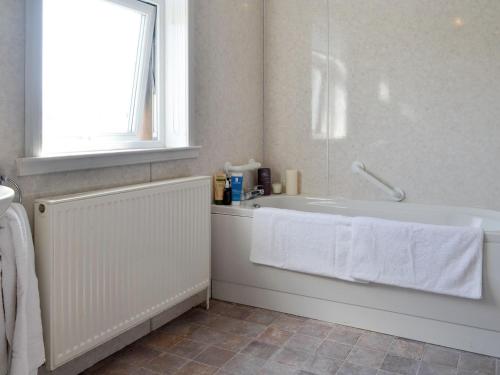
{"left": 34, "top": 177, "right": 211, "bottom": 370}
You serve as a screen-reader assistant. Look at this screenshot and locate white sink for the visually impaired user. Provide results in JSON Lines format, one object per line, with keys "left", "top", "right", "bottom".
{"left": 0, "top": 185, "right": 15, "bottom": 217}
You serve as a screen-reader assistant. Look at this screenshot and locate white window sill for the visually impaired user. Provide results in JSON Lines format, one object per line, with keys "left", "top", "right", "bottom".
{"left": 16, "top": 146, "right": 201, "bottom": 176}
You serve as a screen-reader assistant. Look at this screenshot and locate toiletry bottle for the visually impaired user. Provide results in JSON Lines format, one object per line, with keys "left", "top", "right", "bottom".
{"left": 258, "top": 168, "right": 272, "bottom": 196}
{"left": 223, "top": 178, "right": 232, "bottom": 205}
{"left": 231, "top": 173, "right": 244, "bottom": 205}
{"left": 213, "top": 172, "right": 226, "bottom": 205}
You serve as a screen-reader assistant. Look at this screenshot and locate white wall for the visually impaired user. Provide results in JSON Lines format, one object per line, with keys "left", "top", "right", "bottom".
{"left": 3, "top": 0, "right": 499, "bottom": 215}
{"left": 0, "top": 0, "right": 264, "bottom": 221}
{"left": 264, "top": 0, "right": 500, "bottom": 210}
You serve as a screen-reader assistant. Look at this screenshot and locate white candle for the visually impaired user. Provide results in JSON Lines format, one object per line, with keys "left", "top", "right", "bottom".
{"left": 285, "top": 169, "right": 299, "bottom": 196}
{"left": 272, "top": 183, "right": 282, "bottom": 194}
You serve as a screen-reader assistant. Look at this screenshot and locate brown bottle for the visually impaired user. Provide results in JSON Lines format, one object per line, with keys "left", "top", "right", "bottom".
{"left": 223, "top": 179, "right": 232, "bottom": 205}
{"left": 258, "top": 168, "right": 272, "bottom": 196}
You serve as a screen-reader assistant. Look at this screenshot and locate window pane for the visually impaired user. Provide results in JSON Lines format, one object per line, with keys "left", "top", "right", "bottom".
{"left": 42, "top": 0, "right": 155, "bottom": 154}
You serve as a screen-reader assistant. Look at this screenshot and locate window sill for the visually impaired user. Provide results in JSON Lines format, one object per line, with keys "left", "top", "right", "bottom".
{"left": 16, "top": 146, "right": 201, "bottom": 176}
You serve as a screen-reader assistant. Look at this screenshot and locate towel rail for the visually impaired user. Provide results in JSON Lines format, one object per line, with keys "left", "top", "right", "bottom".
{"left": 0, "top": 176, "right": 23, "bottom": 204}
{"left": 351, "top": 161, "right": 405, "bottom": 202}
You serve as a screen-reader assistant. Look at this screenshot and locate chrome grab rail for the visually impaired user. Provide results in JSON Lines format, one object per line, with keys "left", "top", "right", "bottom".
{"left": 351, "top": 161, "right": 405, "bottom": 202}
{"left": 0, "top": 176, "right": 22, "bottom": 204}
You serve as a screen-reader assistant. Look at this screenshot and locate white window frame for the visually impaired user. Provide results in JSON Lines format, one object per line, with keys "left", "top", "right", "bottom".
{"left": 21, "top": 0, "right": 198, "bottom": 176}
{"left": 109, "top": 0, "right": 158, "bottom": 144}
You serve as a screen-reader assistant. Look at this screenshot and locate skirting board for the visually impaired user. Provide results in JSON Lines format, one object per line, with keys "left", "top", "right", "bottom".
{"left": 38, "top": 289, "right": 208, "bottom": 375}
{"left": 212, "top": 280, "right": 500, "bottom": 358}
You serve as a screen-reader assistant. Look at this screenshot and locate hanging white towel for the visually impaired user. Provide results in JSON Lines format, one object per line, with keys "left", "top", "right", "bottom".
{"left": 349, "top": 216, "right": 484, "bottom": 299}
{"left": 0, "top": 213, "right": 17, "bottom": 375}
{"left": 250, "top": 207, "right": 355, "bottom": 281}
{"left": 0, "top": 204, "right": 45, "bottom": 375}
{"left": 0, "top": 254, "right": 8, "bottom": 375}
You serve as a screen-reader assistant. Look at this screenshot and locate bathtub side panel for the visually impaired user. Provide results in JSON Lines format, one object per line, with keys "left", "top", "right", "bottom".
{"left": 212, "top": 212, "right": 500, "bottom": 335}
{"left": 212, "top": 213, "right": 254, "bottom": 283}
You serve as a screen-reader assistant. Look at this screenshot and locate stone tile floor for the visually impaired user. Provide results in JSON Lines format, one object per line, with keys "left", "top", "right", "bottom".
{"left": 85, "top": 300, "right": 499, "bottom": 375}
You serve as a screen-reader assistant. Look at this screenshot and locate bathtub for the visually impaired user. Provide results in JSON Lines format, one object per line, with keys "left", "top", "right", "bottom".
{"left": 211, "top": 195, "right": 500, "bottom": 357}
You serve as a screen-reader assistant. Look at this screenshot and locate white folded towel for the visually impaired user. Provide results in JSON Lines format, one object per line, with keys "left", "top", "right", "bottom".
{"left": 349, "top": 217, "right": 484, "bottom": 299}
{"left": 0, "top": 204, "right": 45, "bottom": 374}
{"left": 250, "top": 207, "right": 354, "bottom": 281}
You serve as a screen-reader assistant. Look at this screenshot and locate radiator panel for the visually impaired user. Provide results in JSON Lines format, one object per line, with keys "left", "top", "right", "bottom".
{"left": 35, "top": 177, "right": 211, "bottom": 369}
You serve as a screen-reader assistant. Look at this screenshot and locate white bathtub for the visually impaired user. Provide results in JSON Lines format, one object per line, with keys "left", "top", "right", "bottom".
{"left": 211, "top": 195, "right": 500, "bottom": 357}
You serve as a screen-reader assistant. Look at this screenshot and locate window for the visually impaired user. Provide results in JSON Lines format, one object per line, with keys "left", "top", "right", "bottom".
{"left": 24, "top": 0, "right": 193, "bottom": 171}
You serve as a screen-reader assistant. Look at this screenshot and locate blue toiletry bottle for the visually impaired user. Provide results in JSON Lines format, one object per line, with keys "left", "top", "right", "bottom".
{"left": 231, "top": 173, "right": 244, "bottom": 206}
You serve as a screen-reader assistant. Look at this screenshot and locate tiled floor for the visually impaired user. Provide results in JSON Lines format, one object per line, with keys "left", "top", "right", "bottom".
{"left": 85, "top": 300, "right": 499, "bottom": 375}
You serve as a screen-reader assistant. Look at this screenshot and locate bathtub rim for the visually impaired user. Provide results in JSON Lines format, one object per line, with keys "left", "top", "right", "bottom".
{"left": 211, "top": 195, "right": 500, "bottom": 243}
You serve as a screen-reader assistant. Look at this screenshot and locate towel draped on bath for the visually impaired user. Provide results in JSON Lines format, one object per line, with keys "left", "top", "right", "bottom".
{"left": 250, "top": 208, "right": 355, "bottom": 282}
{"left": 250, "top": 207, "right": 484, "bottom": 299}
{"left": 350, "top": 216, "right": 483, "bottom": 299}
